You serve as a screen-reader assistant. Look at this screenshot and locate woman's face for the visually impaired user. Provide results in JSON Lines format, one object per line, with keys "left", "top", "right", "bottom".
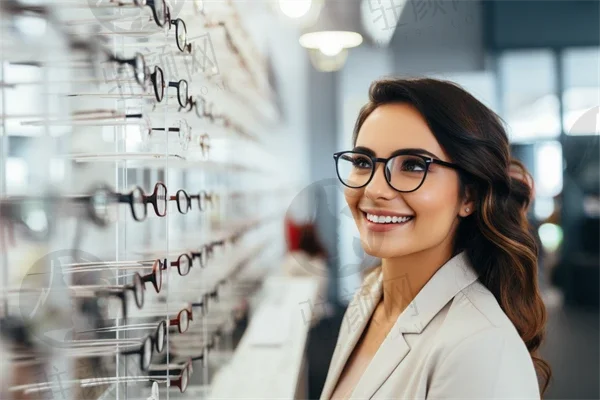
{"left": 344, "top": 103, "right": 472, "bottom": 259}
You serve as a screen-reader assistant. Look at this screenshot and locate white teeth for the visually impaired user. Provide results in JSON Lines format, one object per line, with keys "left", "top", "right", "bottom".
{"left": 365, "top": 213, "right": 412, "bottom": 224}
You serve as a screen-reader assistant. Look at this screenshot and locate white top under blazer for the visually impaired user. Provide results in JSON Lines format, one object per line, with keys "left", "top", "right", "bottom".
{"left": 320, "top": 251, "right": 541, "bottom": 399}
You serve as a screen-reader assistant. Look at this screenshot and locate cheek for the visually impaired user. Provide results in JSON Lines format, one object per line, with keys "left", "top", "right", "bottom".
{"left": 344, "top": 187, "right": 361, "bottom": 216}
{"left": 409, "top": 177, "right": 461, "bottom": 219}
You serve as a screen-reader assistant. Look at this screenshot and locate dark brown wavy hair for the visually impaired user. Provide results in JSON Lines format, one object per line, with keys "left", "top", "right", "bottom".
{"left": 353, "top": 78, "right": 551, "bottom": 395}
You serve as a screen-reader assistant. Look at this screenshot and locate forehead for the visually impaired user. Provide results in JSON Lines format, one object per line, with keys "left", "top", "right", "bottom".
{"left": 355, "top": 103, "right": 448, "bottom": 159}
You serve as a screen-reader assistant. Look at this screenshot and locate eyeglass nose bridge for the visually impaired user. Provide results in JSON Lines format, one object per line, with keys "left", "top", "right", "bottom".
{"left": 368, "top": 157, "right": 394, "bottom": 186}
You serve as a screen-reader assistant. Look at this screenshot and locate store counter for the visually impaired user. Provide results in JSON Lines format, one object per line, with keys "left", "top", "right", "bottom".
{"left": 209, "top": 276, "right": 320, "bottom": 399}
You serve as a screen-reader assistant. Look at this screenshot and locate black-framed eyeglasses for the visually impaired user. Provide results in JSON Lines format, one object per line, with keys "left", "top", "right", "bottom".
{"left": 81, "top": 319, "right": 167, "bottom": 353}
{"left": 165, "top": 14, "right": 191, "bottom": 53}
{"left": 147, "top": 65, "right": 164, "bottom": 102}
{"left": 333, "top": 150, "right": 462, "bottom": 193}
{"left": 147, "top": 65, "right": 189, "bottom": 107}
{"left": 119, "top": 336, "right": 154, "bottom": 371}
{"left": 158, "top": 254, "right": 193, "bottom": 276}
{"left": 69, "top": 272, "right": 145, "bottom": 320}
{"left": 77, "top": 182, "right": 167, "bottom": 223}
{"left": 140, "top": 259, "right": 163, "bottom": 294}
{"left": 182, "top": 95, "right": 213, "bottom": 119}
{"left": 189, "top": 190, "right": 214, "bottom": 211}
{"left": 169, "top": 308, "right": 192, "bottom": 334}
{"left": 149, "top": 119, "right": 192, "bottom": 151}
{"left": 191, "top": 240, "right": 225, "bottom": 269}
{"left": 106, "top": 51, "right": 146, "bottom": 88}
{"left": 98, "top": 0, "right": 165, "bottom": 28}
{"left": 147, "top": 359, "right": 192, "bottom": 393}
{"left": 168, "top": 79, "right": 189, "bottom": 107}
{"left": 170, "top": 189, "right": 192, "bottom": 214}
{"left": 143, "top": 0, "right": 167, "bottom": 27}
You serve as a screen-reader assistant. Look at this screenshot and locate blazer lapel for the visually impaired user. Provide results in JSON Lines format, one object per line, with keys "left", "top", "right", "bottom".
{"left": 350, "top": 251, "right": 479, "bottom": 399}
{"left": 320, "top": 270, "right": 384, "bottom": 400}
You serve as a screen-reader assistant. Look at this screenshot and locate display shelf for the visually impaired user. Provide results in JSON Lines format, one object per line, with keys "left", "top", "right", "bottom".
{"left": 1, "top": 0, "right": 288, "bottom": 399}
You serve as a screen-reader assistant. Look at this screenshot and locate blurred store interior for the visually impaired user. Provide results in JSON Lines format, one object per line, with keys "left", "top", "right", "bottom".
{"left": 0, "top": 0, "right": 598, "bottom": 399}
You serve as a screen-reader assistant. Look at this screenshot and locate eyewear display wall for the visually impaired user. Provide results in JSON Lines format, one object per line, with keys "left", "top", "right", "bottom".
{"left": 0, "top": 1, "right": 289, "bottom": 400}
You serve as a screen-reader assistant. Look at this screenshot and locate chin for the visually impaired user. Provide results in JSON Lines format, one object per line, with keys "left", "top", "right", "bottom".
{"left": 359, "top": 236, "right": 415, "bottom": 259}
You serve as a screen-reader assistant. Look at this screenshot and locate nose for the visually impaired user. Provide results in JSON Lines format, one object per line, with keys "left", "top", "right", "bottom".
{"left": 364, "top": 162, "right": 397, "bottom": 200}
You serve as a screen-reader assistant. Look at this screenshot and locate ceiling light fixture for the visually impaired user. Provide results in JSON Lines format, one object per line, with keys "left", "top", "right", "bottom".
{"left": 299, "top": 1, "right": 363, "bottom": 72}
{"left": 278, "top": 0, "right": 313, "bottom": 19}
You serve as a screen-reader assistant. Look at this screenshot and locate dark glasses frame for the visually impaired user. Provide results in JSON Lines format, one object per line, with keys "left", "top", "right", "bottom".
{"left": 169, "top": 189, "right": 192, "bottom": 214}
{"left": 189, "top": 190, "right": 214, "bottom": 211}
{"left": 147, "top": 65, "right": 188, "bottom": 107}
{"left": 93, "top": 272, "right": 145, "bottom": 321}
{"left": 157, "top": 254, "right": 193, "bottom": 276}
{"left": 117, "top": 182, "right": 168, "bottom": 222}
{"left": 140, "top": 259, "right": 163, "bottom": 293}
{"left": 333, "top": 150, "right": 462, "bottom": 193}
{"left": 150, "top": 120, "right": 192, "bottom": 151}
{"left": 142, "top": 0, "right": 167, "bottom": 27}
{"left": 148, "top": 359, "right": 192, "bottom": 393}
{"left": 172, "top": 18, "right": 191, "bottom": 53}
{"left": 168, "top": 79, "right": 189, "bottom": 108}
{"left": 120, "top": 335, "right": 153, "bottom": 371}
{"left": 169, "top": 308, "right": 193, "bottom": 334}
{"left": 191, "top": 239, "right": 225, "bottom": 269}
{"left": 106, "top": 51, "right": 147, "bottom": 88}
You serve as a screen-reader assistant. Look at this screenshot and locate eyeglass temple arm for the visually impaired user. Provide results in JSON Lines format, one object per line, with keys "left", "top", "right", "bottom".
{"left": 152, "top": 127, "right": 180, "bottom": 132}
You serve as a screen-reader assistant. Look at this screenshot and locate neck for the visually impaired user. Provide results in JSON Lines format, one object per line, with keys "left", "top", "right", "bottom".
{"left": 380, "top": 246, "right": 455, "bottom": 321}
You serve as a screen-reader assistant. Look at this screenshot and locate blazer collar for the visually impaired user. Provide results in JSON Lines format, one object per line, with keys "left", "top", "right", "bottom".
{"left": 320, "top": 251, "right": 479, "bottom": 400}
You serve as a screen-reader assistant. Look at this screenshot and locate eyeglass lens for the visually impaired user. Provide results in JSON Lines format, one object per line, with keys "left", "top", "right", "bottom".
{"left": 336, "top": 152, "right": 429, "bottom": 192}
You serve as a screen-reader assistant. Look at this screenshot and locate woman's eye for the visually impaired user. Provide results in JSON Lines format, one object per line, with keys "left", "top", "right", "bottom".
{"left": 400, "top": 158, "right": 426, "bottom": 172}
{"left": 353, "top": 157, "right": 371, "bottom": 169}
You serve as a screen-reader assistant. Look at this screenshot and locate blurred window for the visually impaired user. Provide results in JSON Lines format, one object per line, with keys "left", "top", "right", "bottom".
{"left": 498, "top": 49, "right": 561, "bottom": 142}
{"left": 562, "top": 47, "right": 600, "bottom": 135}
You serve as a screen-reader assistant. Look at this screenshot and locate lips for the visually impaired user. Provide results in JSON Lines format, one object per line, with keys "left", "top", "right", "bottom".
{"left": 361, "top": 211, "right": 414, "bottom": 232}
{"left": 365, "top": 213, "right": 413, "bottom": 224}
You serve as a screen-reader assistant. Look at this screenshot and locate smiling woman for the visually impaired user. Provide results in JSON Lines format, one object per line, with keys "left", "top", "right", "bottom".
{"left": 323, "top": 78, "right": 551, "bottom": 400}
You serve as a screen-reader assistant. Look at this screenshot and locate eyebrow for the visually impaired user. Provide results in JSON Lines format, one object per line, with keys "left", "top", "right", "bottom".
{"left": 353, "top": 146, "right": 443, "bottom": 160}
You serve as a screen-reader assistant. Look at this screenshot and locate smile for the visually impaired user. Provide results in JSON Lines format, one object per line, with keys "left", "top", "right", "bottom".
{"left": 362, "top": 212, "right": 414, "bottom": 232}
{"left": 365, "top": 212, "right": 414, "bottom": 224}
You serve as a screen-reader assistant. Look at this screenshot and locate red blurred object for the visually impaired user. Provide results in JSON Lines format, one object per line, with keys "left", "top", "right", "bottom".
{"left": 285, "top": 216, "right": 302, "bottom": 252}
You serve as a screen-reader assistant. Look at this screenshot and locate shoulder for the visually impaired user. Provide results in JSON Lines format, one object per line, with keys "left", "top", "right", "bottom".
{"left": 426, "top": 281, "right": 540, "bottom": 397}
{"left": 435, "top": 279, "right": 531, "bottom": 358}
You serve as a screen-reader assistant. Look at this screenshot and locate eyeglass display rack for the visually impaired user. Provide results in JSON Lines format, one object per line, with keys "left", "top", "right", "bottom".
{"left": 0, "top": 1, "right": 296, "bottom": 399}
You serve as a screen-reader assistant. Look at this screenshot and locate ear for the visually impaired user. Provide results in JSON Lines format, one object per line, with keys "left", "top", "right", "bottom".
{"left": 458, "top": 185, "right": 475, "bottom": 218}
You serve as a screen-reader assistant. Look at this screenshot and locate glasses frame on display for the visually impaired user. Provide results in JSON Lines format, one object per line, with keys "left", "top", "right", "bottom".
{"left": 170, "top": 189, "right": 192, "bottom": 214}
{"left": 10, "top": 366, "right": 189, "bottom": 395}
{"left": 4, "top": 275, "right": 145, "bottom": 317}
{"left": 60, "top": 335, "right": 155, "bottom": 371}
{"left": 190, "top": 239, "right": 225, "bottom": 269}
{"left": 88, "top": 320, "right": 168, "bottom": 353}
{"left": 151, "top": 119, "right": 192, "bottom": 152}
{"left": 164, "top": 12, "right": 191, "bottom": 53}
{"left": 71, "top": 182, "right": 167, "bottom": 224}
{"left": 82, "top": 0, "right": 167, "bottom": 27}
{"left": 53, "top": 258, "right": 163, "bottom": 294}
{"left": 333, "top": 150, "right": 463, "bottom": 193}
{"left": 158, "top": 254, "right": 193, "bottom": 276}
{"left": 69, "top": 272, "right": 146, "bottom": 319}
{"left": 189, "top": 190, "right": 214, "bottom": 211}
{"left": 169, "top": 308, "right": 193, "bottom": 334}
{"left": 106, "top": 51, "right": 147, "bottom": 88}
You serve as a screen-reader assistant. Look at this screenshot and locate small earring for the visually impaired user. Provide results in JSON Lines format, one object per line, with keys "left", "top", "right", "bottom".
{"left": 465, "top": 207, "right": 470, "bottom": 213}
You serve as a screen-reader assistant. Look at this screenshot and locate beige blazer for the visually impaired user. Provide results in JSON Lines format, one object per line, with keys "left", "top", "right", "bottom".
{"left": 320, "top": 252, "right": 541, "bottom": 399}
